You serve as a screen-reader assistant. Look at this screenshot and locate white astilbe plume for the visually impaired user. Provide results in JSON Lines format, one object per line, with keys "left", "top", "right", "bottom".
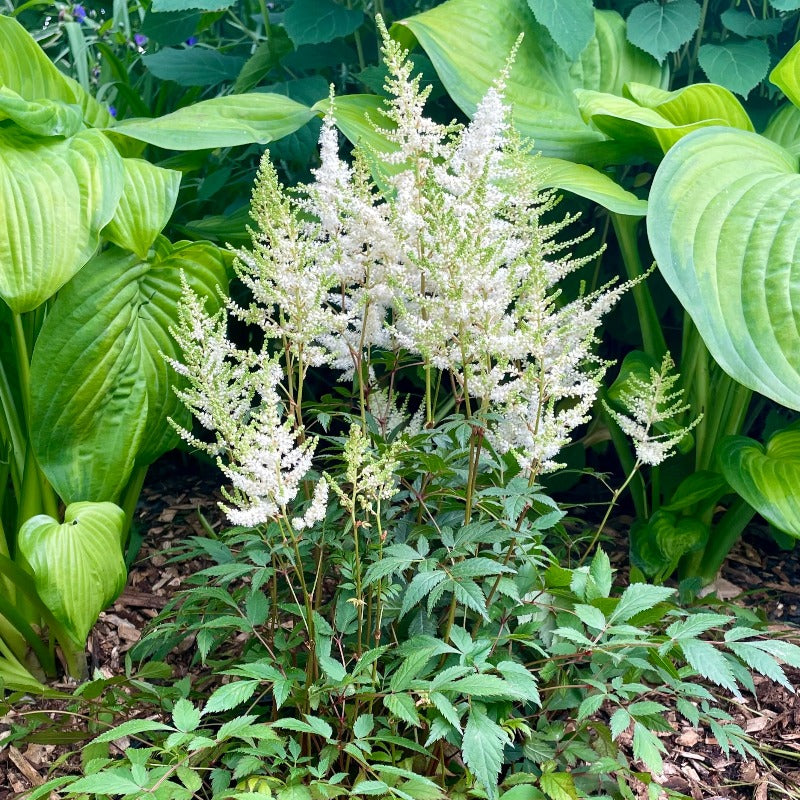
{"left": 603, "top": 353, "right": 701, "bottom": 467}
{"left": 168, "top": 280, "right": 321, "bottom": 528}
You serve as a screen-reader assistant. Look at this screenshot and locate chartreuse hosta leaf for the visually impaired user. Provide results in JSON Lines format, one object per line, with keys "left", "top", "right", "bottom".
{"left": 393, "top": 0, "right": 664, "bottom": 162}
{"left": 0, "top": 14, "right": 113, "bottom": 129}
{"left": 0, "top": 86, "right": 83, "bottom": 138}
{"left": 647, "top": 127, "right": 800, "bottom": 410}
{"left": 576, "top": 81, "right": 753, "bottom": 157}
{"left": 766, "top": 39, "right": 800, "bottom": 108}
{"left": 108, "top": 93, "right": 315, "bottom": 150}
{"left": 17, "top": 502, "right": 126, "bottom": 645}
{"left": 103, "top": 159, "right": 182, "bottom": 258}
{"left": 718, "top": 424, "right": 800, "bottom": 538}
{"left": 763, "top": 103, "right": 800, "bottom": 156}
{"left": 0, "top": 127, "right": 123, "bottom": 313}
{"left": 30, "top": 240, "right": 227, "bottom": 503}
{"left": 320, "top": 95, "right": 647, "bottom": 217}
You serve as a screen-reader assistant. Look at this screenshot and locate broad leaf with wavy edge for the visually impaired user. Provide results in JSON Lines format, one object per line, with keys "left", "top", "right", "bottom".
{"left": 30, "top": 240, "right": 228, "bottom": 503}
{"left": 0, "top": 15, "right": 113, "bottom": 129}
{"left": 392, "top": 1, "right": 665, "bottom": 162}
{"left": 769, "top": 39, "right": 800, "bottom": 108}
{"left": 764, "top": 103, "right": 800, "bottom": 156}
{"left": 108, "top": 93, "right": 315, "bottom": 150}
{"left": 0, "top": 87, "right": 83, "bottom": 138}
{"left": 576, "top": 82, "right": 753, "bottom": 158}
{"left": 648, "top": 127, "right": 800, "bottom": 409}
{"left": 103, "top": 159, "right": 182, "bottom": 258}
{"left": 318, "top": 95, "right": 647, "bottom": 216}
{"left": 18, "top": 502, "right": 126, "bottom": 645}
{"left": 0, "top": 127, "right": 124, "bottom": 313}
{"left": 719, "top": 424, "right": 800, "bottom": 537}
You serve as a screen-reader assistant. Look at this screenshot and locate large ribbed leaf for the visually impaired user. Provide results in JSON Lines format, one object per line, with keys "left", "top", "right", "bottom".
{"left": 109, "top": 93, "right": 315, "bottom": 150}
{"left": 103, "top": 159, "right": 182, "bottom": 258}
{"left": 393, "top": 2, "right": 665, "bottom": 162}
{"left": 0, "top": 127, "right": 123, "bottom": 312}
{"left": 0, "top": 15, "right": 113, "bottom": 129}
{"left": 0, "top": 87, "right": 83, "bottom": 138}
{"left": 30, "top": 240, "right": 227, "bottom": 503}
{"left": 647, "top": 127, "right": 800, "bottom": 409}
{"left": 763, "top": 103, "right": 800, "bottom": 155}
{"left": 322, "top": 95, "right": 647, "bottom": 216}
{"left": 769, "top": 39, "right": 800, "bottom": 108}
{"left": 576, "top": 82, "right": 753, "bottom": 158}
{"left": 18, "top": 502, "right": 126, "bottom": 645}
{"left": 719, "top": 425, "right": 800, "bottom": 537}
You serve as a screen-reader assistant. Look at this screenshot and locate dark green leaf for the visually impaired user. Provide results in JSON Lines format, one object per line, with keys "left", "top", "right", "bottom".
{"left": 626, "top": 0, "right": 701, "bottom": 63}
{"left": 282, "top": 0, "right": 363, "bottom": 48}
{"left": 140, "top": 11, "right": 201, "bottom": 46}
{"left": 699, "top": 40, "right": 770, "bottom": 97}
{"left": 720, "top": 9, "right": 782, "bottom": 37}
{"left": 143, "top": 47, "right": 246, "bottom": 87}
{"left": 527, "top": 0, "right": 595, "bottom": 60}
{"left": 462, "top": 707, "right": 509, "bottom": 799}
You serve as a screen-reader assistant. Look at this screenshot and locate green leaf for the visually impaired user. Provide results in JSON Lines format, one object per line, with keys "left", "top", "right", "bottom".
{"left": 203, "top": 680, "right": 260, "bottom": 714}
{"left": 626, "top": 0, "right": 701, "bottom": 63}
{"left": 527, "top": 0, "right": 595, "bottom": 61}
{"left": 233, "top": 32, "right": 294, "bottom": 94}
{"left": 0, "top": 87, "right": 83, "bottom": 137}
{"left": 143, "top": 47, "right": 246, "bottom": 87}
{"left": 172, "top": 699, "right": 201, "bottom": 732}
{"left": 152, "top": 0, "right": 233, "bottom": 10}
{"left": 17, "top": 502, "right": 126, "bottom": 645}
{"left": 353, "top": 714, "right": 374, "bottom": 739}
{"left": 400, "top": 570, "right": 447, "bottom": 617}
{"left": 462, "top": 707, "right": 509, "bottom": 799}
{"left": 718, "top": 425, "right": 800, "bottom": 537}
{"left": 30, "top": 241, "right": 227, "bottom": 502}
{"left": 384, "top": 693, "right": 421, "bottom": 727}
{"left": 589, "top": 549, "right": 613, "bottom": 597}
{"left": 699, "top": 40, "right": 770, "bottom": 98}
{"left": 109, "top": 93, "right": 315, "bottom": 150}
{"left": 0, "top": 15, "right": 113, "bottom": 128}
{"left": 632, "top": 722, "right": 664, "bottom": 774}
{"left": 539, "top": 771, "right": 578, "bottom": 800}
{"left": 68, "top": 774, "right": 143, "bottom": 794}
{"left": 647, "top": 128, "right": 800, "bottom": 410}
{"left": 666, "top": 613, "right": 730, "bottom": 640}
{"left": 283, "top": 0, "right": 363, "bottom": 47}
{"left": 91, "top": 719, "right": 173, "bottom": 743}
{"left": 574, "top": 604, "right": 606, "bottom": 630}
{"left": 720, "top": 9, "right": 783, "bottom": 37}
{"left": 0, "top": 127, "right": 123, "bottom": 313}
{"left": 609, "top": 708, "right": 631, "bottom": 739}
{"left": 103, "top": 158, "right": 181, "bottom": 258}
{"left": 141, "top": 10, "right": 201, "bottom": 47}
{"left": 771, "top": 39, "right": 800, "bottom": 107}
{"left": 763, "top": 103, "right": 800, "bottom": 156}
{"left": 680, "top": 639, "right": 740, "bottom": 695}
{"left": 770, "top": 0, "right": 800, "bottom": 9}
{"left": 610, "top": 583, "right": 675, "bottom": 623}
{"left": 393, "top": 2, "right": 664, "bottom": 162}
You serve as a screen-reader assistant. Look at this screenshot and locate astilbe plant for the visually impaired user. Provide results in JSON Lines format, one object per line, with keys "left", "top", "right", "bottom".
{"left": 94, "top": 24, "right": 800, "bottom": 800}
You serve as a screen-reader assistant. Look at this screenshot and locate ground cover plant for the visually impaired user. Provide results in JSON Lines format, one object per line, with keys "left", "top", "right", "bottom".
{"left": 10, "top": 24, "right": 800, "bottom": 799}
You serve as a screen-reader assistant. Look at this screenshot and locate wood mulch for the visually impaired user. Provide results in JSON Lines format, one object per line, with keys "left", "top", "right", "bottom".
{"left": 2, "top": 458, "right": 800, "bottom": 799}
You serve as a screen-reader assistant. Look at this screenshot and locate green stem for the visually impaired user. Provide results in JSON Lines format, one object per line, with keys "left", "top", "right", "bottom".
{"left": 681, "top": 497, "right": 755, "bottom": 585}
{"left": 687, "top": 0, "right": 710, "bottom": 85}
{"left": 610, "top": 214, "right": 666, "bottom": 360}
{"left": 120, "top": 464, "right": 148, "bottom": 542}
{"left": 599, "top": 402, "right": 646, "bottom": 519}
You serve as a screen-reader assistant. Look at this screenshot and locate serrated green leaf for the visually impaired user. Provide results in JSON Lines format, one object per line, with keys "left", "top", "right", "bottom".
{"left": 680, "top": 639, "right": 740, "bottom": 695}
{"left": 384, "top": 693, "right": 421, "bottom": 727}
{"left": 626, "top": 0, "right": 701, "bottom": 63}
{"left": 577, "top": 693, "right": 605, "bottom": 721}
{"left": 728, "top": 642, "right": 792, "bottom": 690}
{"left": 68, "top": 774, "right": 143, "bottom": 794}
{"left": 390, "top": 644, "right": 439, "bottom": 692}
{"left": 720, "top": 9, "right": 782, "bottom": 37}
{"left": 527, "top": 0, "right": 595, "bottom": 60}
{"left": 400, "top": 570, "right": 447, "bottom": 617}
{"left": 203, "top": 680, "right": 260, "bottom": 714}
{"left": 666, "top": 613, "right": 730, "bottom": 640}
{"left": 91, "top": 718, "right": 173, "bottom": 743}
{"left": 453, "top": 579, "right": 489, "bottom": 619}
{"left": 610, "top": 708, "right": 631, "bottom": 739}
{"left": 632, "top": 722, "right": 664, "bottom": 774}
{"left": 430, "top": 691, "right": 463, "bottom": 731}
{"left": 574, "top": 604, "right": 606, "bottom": 630}
{"left": 353, "top": 713, "right": 374, "bottom": 739}
{"left": 539, "top": 771, "right": 578, "bottom": 800}
{"left": 699, "top": 40, "right": 770, "bottom": 98}
{"left": 609, "top": 583, "right": 675, "bottom": 624}
{"left": 589, "top": 549, "right": 613, "bottom": 597}
{"left": 462, "top": 707, "right": 509, "bottom": 799}
{"left": 172, "top": 699, "right": 201, "bottom": 733}
{"left": 497, "top": 661, "right": 541, "bottom": 705}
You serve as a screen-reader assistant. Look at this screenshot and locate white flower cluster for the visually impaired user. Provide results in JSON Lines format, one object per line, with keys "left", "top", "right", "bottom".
{"left": 170, "top": 19, "right": 634, "bottom": 525}
{"left": 604, "top": 353, "right": 701, "bottom": 467}
{"left": 168, "top": 277, "right": 324, "bottom": 528}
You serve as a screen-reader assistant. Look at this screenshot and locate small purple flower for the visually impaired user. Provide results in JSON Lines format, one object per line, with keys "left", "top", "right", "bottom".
{"left": 72, "top": 3, "right": 86, "bottom": 21}
{"left": 133, "top": 33, "right": 147, "bottom": 47}
{"left": 185, "top": 36, "right": 198, "bottom": 46}
{"left": 108, "top": 105, "right": 117, "bottom": 118}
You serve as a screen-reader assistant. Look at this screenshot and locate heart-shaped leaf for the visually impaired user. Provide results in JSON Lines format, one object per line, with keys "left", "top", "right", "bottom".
{"left": 0, "top": 127, "right": 124, "bottom": 313}
{"left": 626, "top": 0, "right": 701, "bottom": 64}
{"left": 108, "top": 93, "right": 315, "bottom": 150}
{"left": 719, "top": 425, "right": 800, "bottom": 537}
{"left": 528, "top": 0, "right": 595, "bottom": 61}
{"left": 103, "top": 159, "right": 182, "bottom": 258}
{"left": 699, "top": 40, "right": 770, "bottom": 98}
{"left": 393, "top": 1, "right": 665, "bottom": 162}
{"left": 30, "top": 240, "right": 228, "bottom": 503}
{"left": 17, "top": 502, "right": 126, "bottom": 645}
{"left": 647, "top": 127, "right": 800, "bottom": 410}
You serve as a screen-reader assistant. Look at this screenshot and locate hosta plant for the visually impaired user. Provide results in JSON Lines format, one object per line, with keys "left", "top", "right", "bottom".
{"left": 33, "top": 28, "right": 800, "bottom": 799}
